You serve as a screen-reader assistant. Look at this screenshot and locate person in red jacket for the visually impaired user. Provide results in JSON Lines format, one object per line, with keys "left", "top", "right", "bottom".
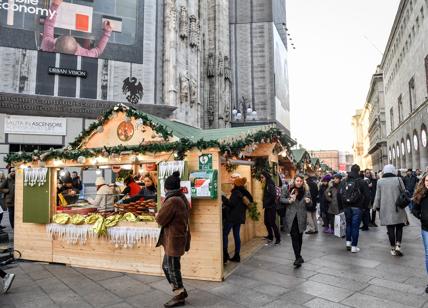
{"left": 122, "top": 175, "right": 141, "bottom": 198}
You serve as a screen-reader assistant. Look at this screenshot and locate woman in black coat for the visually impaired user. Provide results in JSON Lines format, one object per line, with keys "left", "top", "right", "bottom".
{"left": 261, "top": 171, "right": 281, "bottom": 245}
{"left": 223, "top": 177, "right": 253, "bottom": 263}
{"left": 412, "top": 173, "right": 428, "bottom": 293}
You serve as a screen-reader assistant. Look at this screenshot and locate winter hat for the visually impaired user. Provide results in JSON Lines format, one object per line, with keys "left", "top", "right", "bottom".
{"left": 383, "top": 164, "right": 397, "bottom": 175}
{"left": 95, "top": 177, "right": 106, "bottom": 186}
{"left": 333, "top": 173, "right": 343, "bottom": 179}
{"left": 234, "top": 177, "right": 247, "bottom": 187}
{"left": 322, "top": 175, "right": 332, "bottom": 182}
{"left": 230, "top": 172, "right": 241, "bottom": 179}
{"left": 165, "top": 171, "right": 181, "bottom": 190}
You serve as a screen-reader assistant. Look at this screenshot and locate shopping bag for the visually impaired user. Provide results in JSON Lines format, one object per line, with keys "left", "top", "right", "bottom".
{"left": 334, "top": 213, "right": 346, "bottom": 238}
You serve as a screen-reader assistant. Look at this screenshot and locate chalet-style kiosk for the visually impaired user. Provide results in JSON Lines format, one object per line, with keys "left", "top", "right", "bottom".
{"left": 9, "top": 104, "right": 294, "bottom": 281}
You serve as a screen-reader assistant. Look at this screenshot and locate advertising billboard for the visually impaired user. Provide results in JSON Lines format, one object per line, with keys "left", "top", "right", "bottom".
{"left": 273, "top": 25, "right": 291, "bottom": 131}
{"left": 0, "top": 0, "right": 138, "bottom": 59}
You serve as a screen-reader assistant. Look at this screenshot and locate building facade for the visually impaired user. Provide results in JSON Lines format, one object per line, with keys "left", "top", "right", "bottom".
{"left": 308, "top": 150, "right": 340, "bottom": 171}
{"left": 366, "top": 69, "right": 388, "bottom": 172}
{"left": 381, "top": 0, "right": 428, "bottom": 170}
{"left": 0, "top": 0, "right": 291, "bottom": 168}
{"left": 229, "top": 0, "right": 290, "bottom": 133}
{"left": 352, "top": 109, "right": 372, "bottom": 170}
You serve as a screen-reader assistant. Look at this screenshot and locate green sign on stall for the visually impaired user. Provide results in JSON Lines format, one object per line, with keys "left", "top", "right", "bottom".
{"left": 198, "top": 154, "right": 213, "bottom": 171}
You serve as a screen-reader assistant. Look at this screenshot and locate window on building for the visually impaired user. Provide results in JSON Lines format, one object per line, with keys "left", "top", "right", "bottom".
{"left": 416, "top": 16, "right": 420, "bottom": 29}
{"left": 407, "top": 136, "right": 412, "bottom": 154}
{"left": 409, "top": 77, "right": 416, "bottom": 112}
{"left": 422, "top": 125, "right": 427, "bottom": 148}
{"left": 390, "top": 107, "right": 395, "bottom": 130}
{"left": 425, "top": 56, "right": 428, "bottom": 95}
{"left": 398, "top": 95, "right": 404, "bottom": 122}
{"left": 421, "top": 7, "right": 425, "bottom": 20}
{"left": 414, "top": 131, "right": 419, "bottom": 151}
{"left": 9, "top": 144, "right": 62, "bottom": 153}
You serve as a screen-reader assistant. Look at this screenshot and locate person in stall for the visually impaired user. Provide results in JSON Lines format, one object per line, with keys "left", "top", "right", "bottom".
{"left": 71, "top": 171, "right": 83, "bottom": 191}
{"left": 121, "top": 173, "right": 157, "bottom": 204}
{"left": 58, "top": 176, "right": 80, "bottom": 205}
{"left": 122, "top": 175, "right": 142, "bottom": 198}
{"left": 88, "top": 177, "right": 115, "bottom": 211}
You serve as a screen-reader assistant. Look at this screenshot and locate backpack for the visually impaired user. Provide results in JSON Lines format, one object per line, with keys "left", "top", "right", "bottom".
{"left": 340, "top": 178, "right": 362, "bottom": 205}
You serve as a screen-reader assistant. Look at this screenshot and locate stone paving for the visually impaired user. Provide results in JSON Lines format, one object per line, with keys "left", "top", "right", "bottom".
{"left": 1, "top": 213, "right": 428, "bottom": 307}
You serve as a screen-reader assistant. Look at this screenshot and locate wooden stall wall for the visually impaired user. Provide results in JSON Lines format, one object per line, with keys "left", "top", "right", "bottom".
{"left": 52, "top": 224, "right": 163, "bottom": 276}
{"left": 252, "top": 179, "right": 267, "bottom": 237}
{"left": 14, "top": 169, "right": 53, "bottom": 262}
{"left": 181, "top": 149, "right": 223, "bottom": 281}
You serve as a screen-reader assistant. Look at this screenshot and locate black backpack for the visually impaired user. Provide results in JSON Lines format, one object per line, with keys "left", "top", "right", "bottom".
{"left": 341, "top": 178, "right": 362, "bottom": 205}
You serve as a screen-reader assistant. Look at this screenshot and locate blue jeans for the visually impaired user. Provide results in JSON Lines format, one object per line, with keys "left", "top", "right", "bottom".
{"left": 422, "top": 230, "right": 428, "bottom": 274}
{"left": 223, "top": 223, "right": 241, "bottom": 255}
{"left": 344, "top": 207, "right": 362, "bottom": 247}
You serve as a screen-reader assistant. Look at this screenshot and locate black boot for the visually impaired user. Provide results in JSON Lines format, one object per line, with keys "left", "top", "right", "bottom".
{"left": 164, "top": 290, "right": 187, "bottom": 308}
{"left": 223, "top": 251, "right": 230, "bottom": 264}
{"left": 229, "top": 254, "right": 240, "bottom": 262}
{"left": 293, "top": 256, "right": 304, "bottom": 268}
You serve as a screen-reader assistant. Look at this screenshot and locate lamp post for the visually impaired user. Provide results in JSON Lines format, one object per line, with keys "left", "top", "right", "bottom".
{"left": 232, "top": 96, "right": 257, "bottom": 123}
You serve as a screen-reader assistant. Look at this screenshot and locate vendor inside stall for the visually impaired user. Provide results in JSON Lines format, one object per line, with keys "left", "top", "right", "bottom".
{"left": 58, "top": 176, "right": 79, "bottom": 205}
{"left": 122, "top": 175, "right": 142, "bottom": 199}
{"left": 87, "top": 177, "right": 115, "bottom": 211}
{"left": 71, "top": 171, "right": 83, "bottom": 191}
{"left": 122, "top": 173, "right": 157, "bottom": 204}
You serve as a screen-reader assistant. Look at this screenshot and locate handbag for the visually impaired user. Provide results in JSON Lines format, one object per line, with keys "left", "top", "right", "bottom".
{"left": 395, "top": 178, "right": 411, "bottom": 210}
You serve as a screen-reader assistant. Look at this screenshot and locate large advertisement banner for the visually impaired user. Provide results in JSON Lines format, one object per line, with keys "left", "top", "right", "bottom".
{"left": 0, "top": 0, "right": 138, "bottom": 59}
{"left": 273, "top": 25, "right": 291, "bottom": 131}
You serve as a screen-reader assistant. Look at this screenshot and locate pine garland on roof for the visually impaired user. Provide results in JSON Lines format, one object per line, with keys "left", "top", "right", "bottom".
{"left": 5, "top": 127, "right": 292, "bottom": 164}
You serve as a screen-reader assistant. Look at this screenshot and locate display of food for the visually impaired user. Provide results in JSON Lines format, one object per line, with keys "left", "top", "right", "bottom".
{"left": 114, "top": 200, "right": 157, "bottom": 216}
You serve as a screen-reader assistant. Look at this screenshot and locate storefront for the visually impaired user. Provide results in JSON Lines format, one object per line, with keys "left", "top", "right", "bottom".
{"left": 8, "top": 104, "right": 294, "bottom": 281}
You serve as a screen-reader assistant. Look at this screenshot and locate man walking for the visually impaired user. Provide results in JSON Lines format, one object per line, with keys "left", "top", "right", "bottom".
{"left": 403, "top": 168, "right": 418, "bottom": 196}
{"left": 0, "top": 168, "right": 15, "bottom": 229}
{"left": 361, "top": 169, "right": 375, "bottom": 230}
{"left": 306, "top": 173, "right": 319, "bottom": 234}
{"left": 339, "top": 165, "right": 371, "bottom": 253}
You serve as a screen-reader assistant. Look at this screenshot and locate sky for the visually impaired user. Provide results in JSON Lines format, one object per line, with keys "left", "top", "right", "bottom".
{"left": 287, "top": 0, "right": 400, "bottom": 151}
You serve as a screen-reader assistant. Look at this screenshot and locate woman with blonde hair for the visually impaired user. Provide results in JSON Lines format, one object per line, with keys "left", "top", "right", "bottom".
{"left": 283, "top": 174, "right": 312, "bottom": 268}
{"left": 411, "top": 172, "right": 428, "bottom": 293}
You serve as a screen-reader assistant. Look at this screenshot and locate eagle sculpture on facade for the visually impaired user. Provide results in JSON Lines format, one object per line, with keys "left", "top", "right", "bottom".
{"left": 122, "top": 77, "right": 143, "bottom": 104}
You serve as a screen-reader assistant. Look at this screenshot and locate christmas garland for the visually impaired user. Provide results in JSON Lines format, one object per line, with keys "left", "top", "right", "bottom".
{"left": 251, "top": 157, "right": 273, "bottom": 180}
{"left": 5, "top": 127, "right": 293, "bottom": 164}
{"left": 248, "top": 202, "right": 261, "bottom": 221}
{"left": 69, "top": 104, "right": 173, "bottom": 149}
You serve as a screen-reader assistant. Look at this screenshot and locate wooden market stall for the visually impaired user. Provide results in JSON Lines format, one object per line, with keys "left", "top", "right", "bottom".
{"left": 9, "top": 104, "right": 294, "bottom": 282}
{"left": 291, "top": 148, "right": 312, "bottom": 174}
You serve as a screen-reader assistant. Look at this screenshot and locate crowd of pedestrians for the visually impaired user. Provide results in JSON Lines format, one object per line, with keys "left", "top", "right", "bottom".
{"left": 221, "top": 163, "right": 428, "bottom": 293}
